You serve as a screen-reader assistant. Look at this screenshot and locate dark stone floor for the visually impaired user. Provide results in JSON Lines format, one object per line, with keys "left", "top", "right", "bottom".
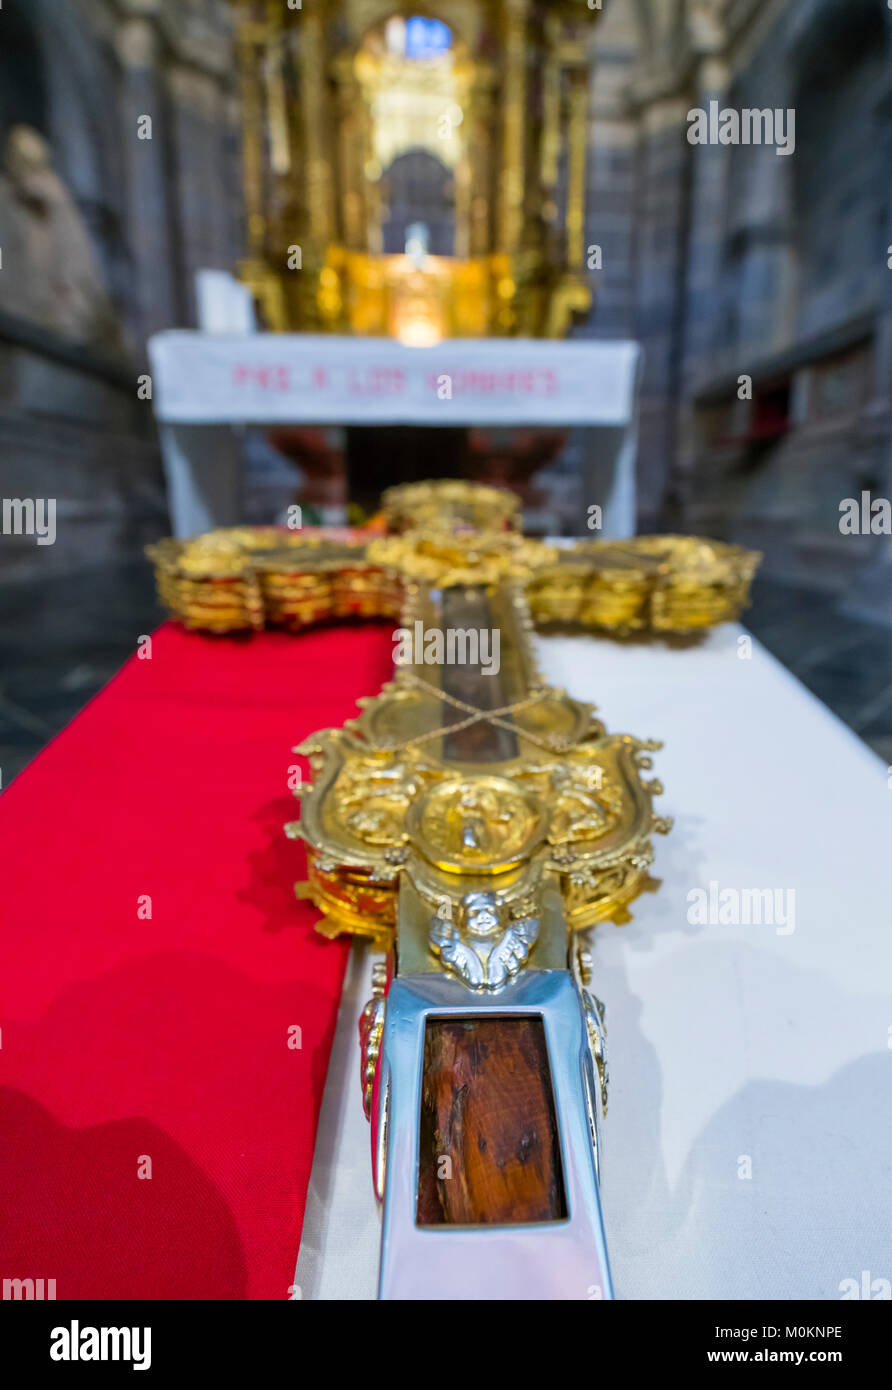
{"left": 745, "top": 573, "right": 892, "bottom": 767}
{"left": 0, "top": 560, "right": 163, "bottom": 791}
{"left": 0, "top": 563, "right": 889, "bottom": 792}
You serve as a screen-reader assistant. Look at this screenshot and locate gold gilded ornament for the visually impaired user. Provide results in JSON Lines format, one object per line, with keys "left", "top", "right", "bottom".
{"left": 381, "top": 479, "right": 520, "bottom": 534}
{"left": 149, "top": 485, "right": 760, "bottom": 640}
{"left": 147, "top": 482, "right": 760, "bottom": 942}
{"left": 529, "top": 534, "right": 762, "bottom": 635}
{"left": 291, "top": 575, "right": 670, "bottom": 945}
{"left": 152, "top": 479, "right": 760, "bottom": 1295}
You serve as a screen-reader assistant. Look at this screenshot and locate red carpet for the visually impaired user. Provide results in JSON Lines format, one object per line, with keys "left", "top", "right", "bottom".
{"left": 0, "top": 621, "right": 395, "bottom": 1299}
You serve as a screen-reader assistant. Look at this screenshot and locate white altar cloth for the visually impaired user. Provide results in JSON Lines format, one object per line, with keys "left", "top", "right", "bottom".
{"left": 293, "top": 622, "right": 892, "bottom": 1300}
{"left": 146, "top": 333, "right": 641, "bottom": 539}
{"left": 149, "top": 333, "right": 640, "bottom": 427}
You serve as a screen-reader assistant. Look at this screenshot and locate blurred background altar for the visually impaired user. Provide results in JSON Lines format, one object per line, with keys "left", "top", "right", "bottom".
{"left": 1, "top": 0, "right": 892, "bottom": 782}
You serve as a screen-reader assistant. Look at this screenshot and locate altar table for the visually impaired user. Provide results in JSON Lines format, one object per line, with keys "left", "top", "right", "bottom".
{"left": 147, "top": 334, "right": 641, "bottom": 540}
{"left": 2, "top": 619, "right": 889, "bottom": 1300}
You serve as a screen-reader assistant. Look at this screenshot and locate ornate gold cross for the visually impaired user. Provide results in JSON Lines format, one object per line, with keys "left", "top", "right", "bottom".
{"left": 150, "top": 480, "right": 759, "bottom": 1298}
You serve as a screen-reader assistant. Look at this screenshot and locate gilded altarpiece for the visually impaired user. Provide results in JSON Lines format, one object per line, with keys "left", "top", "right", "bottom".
{"left": 231, "top": 1, "right": 595, "bottom": 340}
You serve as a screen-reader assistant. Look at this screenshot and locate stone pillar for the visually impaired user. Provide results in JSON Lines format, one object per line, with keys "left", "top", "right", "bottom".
{"left": 167, "top": 63, "right": 233, "bottom": 323}
{"left": 681, "top": 56, "right": 732, "bottom": 390}
{"left": 234, "top": 13, "right": 267, "bottom": 268}
{"left": 728, "top": 58, "right": 797, "bottom": 363}
{"left": 634, "top": 94, "right": 691, "bottom": 528}
{"left": 222, "top": 89, "right": 249, "bottom": 269}
{"left": 577, "top": 13, "right": 639, "bottom": 343}
{"left": 866, "top": 7, "right": 892, "bottom": 438}
{"left": 733, "top": 164, "right": 796, "bottom": 360}
{"left": 115, "top": 18, "right": 181, "bottom": 343}
{"left": 672, "top": 45, "right": 732, "bottom": 524}
{"left": 843, "top": 10, "right": 892, "bottom": 623}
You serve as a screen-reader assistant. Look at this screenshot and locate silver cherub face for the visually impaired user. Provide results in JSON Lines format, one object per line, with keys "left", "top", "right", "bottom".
{"left": 428, "top": 890, "right": 540, "bottom": 991}
{"left": 463, "top": 891, "right": 502, "bottom": 939}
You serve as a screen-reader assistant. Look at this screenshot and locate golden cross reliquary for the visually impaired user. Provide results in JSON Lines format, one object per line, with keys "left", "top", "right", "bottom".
{"left": 149, "top": 481, "right": 759, "bottom": 1298}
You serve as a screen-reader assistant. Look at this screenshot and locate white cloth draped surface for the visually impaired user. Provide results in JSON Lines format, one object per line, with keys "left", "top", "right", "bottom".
{"left": 294, "top": 623, "right": 892, "bottom": 1300}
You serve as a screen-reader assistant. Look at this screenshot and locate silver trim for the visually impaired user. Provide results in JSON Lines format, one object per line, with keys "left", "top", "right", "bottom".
{"left": 376, "top": 970, "right": 614, "bottom": 1300}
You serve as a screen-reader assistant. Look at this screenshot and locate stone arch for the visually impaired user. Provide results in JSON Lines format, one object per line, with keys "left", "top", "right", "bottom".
{"left": 381, "top": 147, "right": 455, "bottom": 255}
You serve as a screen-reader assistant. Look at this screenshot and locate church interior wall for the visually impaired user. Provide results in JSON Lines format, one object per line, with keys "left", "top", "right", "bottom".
{"left": 0, "top": 0, "right": 889, "bottom": 603}
{"left": 0, "top": 0, "right": 238, "bottom": 583}
{"left": 586, "top": 0, "right": 892, "bottom": 596}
